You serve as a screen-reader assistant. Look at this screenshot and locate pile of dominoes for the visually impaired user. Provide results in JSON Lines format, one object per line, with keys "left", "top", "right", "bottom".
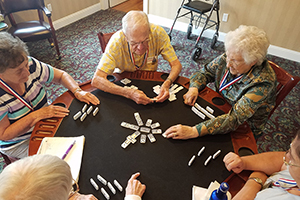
{"left": 120, "top": 112, "right": 162, "bottom": 149}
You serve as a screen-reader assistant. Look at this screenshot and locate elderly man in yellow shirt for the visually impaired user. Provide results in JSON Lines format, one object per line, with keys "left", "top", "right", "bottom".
{"left": 92, "top": 11, "right": 182, "bottom": 105}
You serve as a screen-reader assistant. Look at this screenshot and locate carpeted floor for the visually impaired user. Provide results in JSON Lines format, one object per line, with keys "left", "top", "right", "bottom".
{"left": 1, "top": 9, "right": 299, "bottom": 170}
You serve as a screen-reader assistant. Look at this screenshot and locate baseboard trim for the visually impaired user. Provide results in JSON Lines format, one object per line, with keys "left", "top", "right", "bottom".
{"left": 148, "top": 14, "right": 300, "bottom": 63}
{"left": 53, "top": 3, "right": 102, "bottom": 30}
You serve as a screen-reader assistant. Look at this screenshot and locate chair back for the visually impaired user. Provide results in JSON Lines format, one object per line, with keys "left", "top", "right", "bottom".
{"left": 0, "top": 0, "right": 45, "bottom": 15}
{"left": 97, "top": 32, "right": 115, "bottom": 53}
{"left": 268, "top": 60, "right": 300, "bottom": 117}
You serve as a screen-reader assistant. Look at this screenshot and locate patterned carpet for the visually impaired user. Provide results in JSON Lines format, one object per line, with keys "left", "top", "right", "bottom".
{"left": 1, "top": 9, "right": 299, "bottom": 170}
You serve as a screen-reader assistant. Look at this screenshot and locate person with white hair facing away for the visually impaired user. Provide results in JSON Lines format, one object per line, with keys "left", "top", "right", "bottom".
{"left": 0, "top": 154, "right": 146, "bottom": 200}
{"left": 163, "top": 25, "right": 277, "bottom": 140}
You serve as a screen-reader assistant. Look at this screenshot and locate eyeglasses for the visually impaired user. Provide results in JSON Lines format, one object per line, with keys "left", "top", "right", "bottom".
{"left": 69, "top": 179, "right": 80, "bottom": 198}
{"left": 283, "top": 148, "right": 300, "bottom": 168}
{"left": 128, "top": 38, "right": 150, "bottom": 48}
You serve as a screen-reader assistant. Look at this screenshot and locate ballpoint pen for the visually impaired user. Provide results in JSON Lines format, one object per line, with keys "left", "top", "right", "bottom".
{"left": 61, "top": 140, "right": 76, "bottom": 160}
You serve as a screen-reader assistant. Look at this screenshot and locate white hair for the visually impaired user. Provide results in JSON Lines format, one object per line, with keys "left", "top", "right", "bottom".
{"left": 225, "top": 25, "right": 270, "bottom": 65}
{"left": 122, "top": 10, "right": 150, "bottom": 36}
{"left": 0, "top": 154, "right": 72, "bottom": 200}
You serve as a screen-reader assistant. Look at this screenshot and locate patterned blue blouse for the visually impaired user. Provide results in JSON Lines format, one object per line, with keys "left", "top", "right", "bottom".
{"left": 190, "top": 53, "right": 277, "bottom": 138}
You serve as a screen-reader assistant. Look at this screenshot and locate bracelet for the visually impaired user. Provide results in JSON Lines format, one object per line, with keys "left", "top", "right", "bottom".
{"left": 166, "top": 78, "right": 173, "bottom": 84}
{"left": 73, "top": 88, "right": 82, "bottom": 95}
{"left": 248, "top": 177, "right": 263, "bottom": 190}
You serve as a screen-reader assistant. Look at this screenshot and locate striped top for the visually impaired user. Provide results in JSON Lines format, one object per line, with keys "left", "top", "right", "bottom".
{"left": 0, "top": 57, "right": 54, "bottom": 149}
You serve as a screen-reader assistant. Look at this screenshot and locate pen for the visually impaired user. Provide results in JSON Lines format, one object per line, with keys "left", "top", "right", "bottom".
{"left": 61, "top": 140, "right": 76, "bottom": 160}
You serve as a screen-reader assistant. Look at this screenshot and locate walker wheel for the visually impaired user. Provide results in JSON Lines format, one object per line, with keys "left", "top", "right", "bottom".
{"left": 191, "top": 47, "right": 202, "bottom": 61}
{"left": 187, "top": 24, "right": 192, "bottom": 39}
{"left": 211, "top": 33, "right": 219, "bottom": 49}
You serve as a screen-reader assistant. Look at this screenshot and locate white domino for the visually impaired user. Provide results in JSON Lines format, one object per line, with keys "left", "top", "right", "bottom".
{"left": 107, "top": 182, "right": 116, "bottom": 194}
{"left": 80, "top": 112, "right": 87, "bottom": 122}
{"left": 198, "top": 146, "right": 205, "bottom": 157}
{"left": 97, "top": 174, "right": 107, "bottom": 185}
{"left": 195, "top": 103, "right": 215, "bottom": 119}
{"left": 82, "top": 104, "right": 88, "bottom": 113}
{"left": 150, "top": 122, "right": 160, "bottom": 129}
{"left": 87, "top": 105, "right": 93, "bottom": 115}
{"left": 131, "top": 131, "right": 141, "bottom": 139}
{"left": 152, "top": 129, "right": 162, "bottom": 134}
{"left": 114, "top": 180, "right": 123, "bottom": 192}
{"left": 90, "top": 178, "right": 99, "bottom": 190}
{"left": 206, "top": 106, "right": 214, "bottom": 114}
{"left": 188, "top": 155, "right": 196, "bottom": 166}
{"left": 213, "top": 150, "right": 221, "bottom": 159}
{"left": 145, "top": 119, "right": 152, "bottom": 127}
{"left": 173, "top": 86, "right": 184, "bottom": 94}
{"left": 204, "top": 155, "right": 212, "bottom": 166}
{"left": 134, "top": 112, "right": 143, "bottom": 126}
{"left": 192, "top": 106, "right": 205, "bottom": 119}
{"left": 147, "top": 134, "right": 156, "bottom": 143}
{"left": 73, "top": 111, "right": 82, "bottom": 120}
{"left": 101, "top": 188, "right": 110, "bottom": 200}
{"left": 140, "top": 127, "right": 151, "bottom": 133}
{"left": 121, "top": 140, "right": 131, "bottom": 149}
{"left": 93, "top": 107, "right": 99, "bottom": 116}
{"left": 140, "top": 134, "right": 146, "bottom": 143}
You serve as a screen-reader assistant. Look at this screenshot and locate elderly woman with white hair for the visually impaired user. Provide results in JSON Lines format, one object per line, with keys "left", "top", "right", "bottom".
{"left": 163, "top": 25, "right": 277, "bottom": 139}
{"left": 0, "top": 154, "right": 146, "bottom": 200}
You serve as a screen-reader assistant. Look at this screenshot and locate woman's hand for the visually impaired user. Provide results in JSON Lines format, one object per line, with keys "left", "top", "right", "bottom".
{"left": 74, "top": 90, "right": 100, "bottom": 105}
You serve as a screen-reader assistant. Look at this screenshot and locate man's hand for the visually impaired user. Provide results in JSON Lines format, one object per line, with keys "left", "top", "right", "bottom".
{"left": 163, "top": 125, "right": 198, "bottom": 139}
{"left": 183, "top": 87, "right": 198, "bottom": 106}
{"left": 129, "top": 89, "right": 154, "bottom": 105}
{"left": 223, "top": 152, "right": 245, "bottom": 174}
{"left": 125, "top": 172, "right": 146, "bottom": 197}
{"left": 155, "top": 85, "right": 170, "bottom": 103}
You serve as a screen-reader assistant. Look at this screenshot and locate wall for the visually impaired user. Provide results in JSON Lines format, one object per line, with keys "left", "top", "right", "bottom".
{"left": 3, "top": 0, "right": 104, "bottom": 29}
{"left": 147, "top": 0, "right": 300, "bottom": 60}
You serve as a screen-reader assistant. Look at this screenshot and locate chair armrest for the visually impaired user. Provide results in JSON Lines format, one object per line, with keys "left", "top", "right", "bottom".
{"left": 41, "top": 6, "right": 51, "bottom": 17}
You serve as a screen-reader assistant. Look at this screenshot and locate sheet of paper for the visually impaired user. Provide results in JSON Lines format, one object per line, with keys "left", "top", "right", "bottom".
{"left": 193, "top": 181, "right": 232, "bottom": 200}
{"left": 37, "top": 135, "right": 85, "bottom": 182}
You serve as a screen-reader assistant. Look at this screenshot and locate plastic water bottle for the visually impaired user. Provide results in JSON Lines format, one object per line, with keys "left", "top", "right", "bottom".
{"left": 209, "top": 182, "right": 229, "bottom": 200}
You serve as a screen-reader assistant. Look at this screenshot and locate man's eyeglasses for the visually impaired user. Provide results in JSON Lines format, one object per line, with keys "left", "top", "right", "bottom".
{"left": 128, "top": 38, "right": 150, "bottom": 48}
{"left": 283, "top": 149, "right": 300, "bottom": 168}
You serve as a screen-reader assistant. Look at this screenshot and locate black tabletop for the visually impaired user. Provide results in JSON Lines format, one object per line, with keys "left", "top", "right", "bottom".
{"left": 55, "top": 79, "right": 233, "bottom": 200}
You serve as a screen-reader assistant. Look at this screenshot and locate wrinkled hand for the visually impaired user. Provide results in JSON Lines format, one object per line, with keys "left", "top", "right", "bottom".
{"left": 223, "top": 152, "right": 245, "bottom": 173}
{"left": 39, "top": 105, "right": 69, "bottom": 118}
{"left": 162, "top": 124, "right": 198, "bottom": 140}
{"left": 130, "top": 89, "right": 153, "bottom": 105}
{"left": 75, "top": 90, "right": 100, "bottom": 105}
{"left": 69, "top": 192, "right": 98, "bottom": 200}
{"left": 155, "top": 84, "right": 170, "bottom": 103}
{"left": 183, "top": 87, "right": 198, "bottom": 106}
{"left": 125, "top": 172, "right": 146, "bottom": 197}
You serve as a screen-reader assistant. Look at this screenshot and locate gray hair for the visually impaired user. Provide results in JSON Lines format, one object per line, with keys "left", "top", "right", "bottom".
{"left": 0, "top": 154, "right": 72, "bottom": 200}
{"left": 122, "top": 11, "right": 150, "bottom": 36}
{"left": 224, "top": 25, "right": 269, "bottom": 65}
{"left": 0, "top": 32, "right": 29, "bottom": 73}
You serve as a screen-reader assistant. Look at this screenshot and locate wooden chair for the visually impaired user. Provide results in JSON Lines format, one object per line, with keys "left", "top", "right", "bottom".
{"left": 97, "top": 32, "right": 115, "bottom": 53}
{"left": 268, "top": 60, "right": 300, "bottom": 117}
{"left": 0, "top": 0, "right": 61, "bottom": 59}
